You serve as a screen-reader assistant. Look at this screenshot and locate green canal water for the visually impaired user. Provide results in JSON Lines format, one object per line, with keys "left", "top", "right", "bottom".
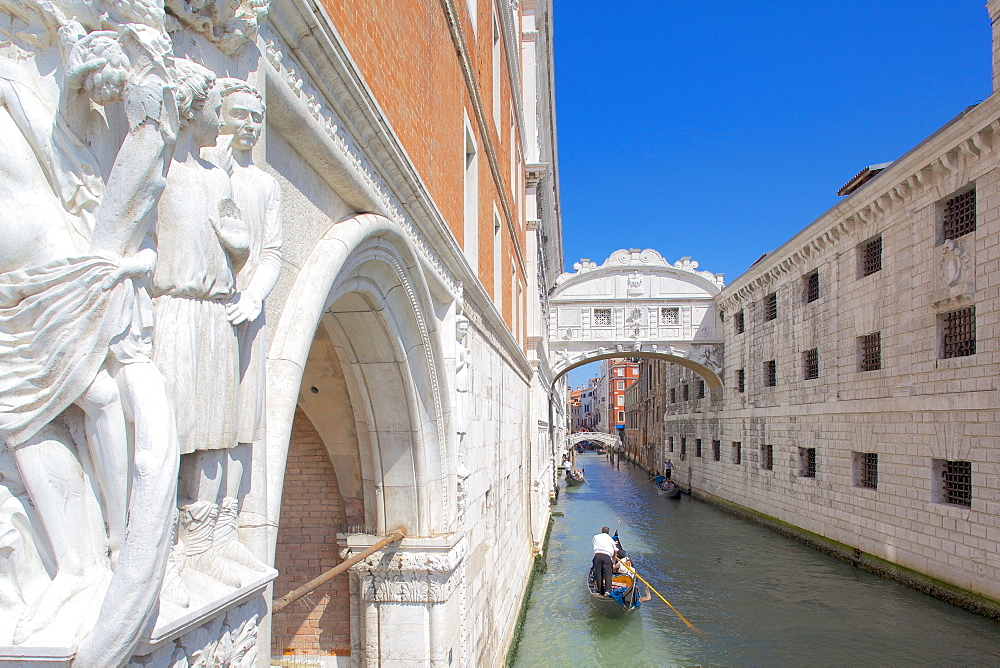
{"left": 512, "top": 452, "right": 1000, "bottom": 666}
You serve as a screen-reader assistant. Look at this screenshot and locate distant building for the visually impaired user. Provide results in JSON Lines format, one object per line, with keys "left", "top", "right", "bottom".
{"left": 596, "top": 358, "right": 639, "bottom": 435}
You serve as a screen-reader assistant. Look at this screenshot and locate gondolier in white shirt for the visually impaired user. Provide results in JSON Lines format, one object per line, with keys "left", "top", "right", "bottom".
{"left": 592, "top": 527, "right": 617, "bottom": 596}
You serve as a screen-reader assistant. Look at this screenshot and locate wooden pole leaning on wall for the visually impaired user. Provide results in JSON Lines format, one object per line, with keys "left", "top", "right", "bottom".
{"left": 272, "top": 526, "right": 407, "bottom": 614}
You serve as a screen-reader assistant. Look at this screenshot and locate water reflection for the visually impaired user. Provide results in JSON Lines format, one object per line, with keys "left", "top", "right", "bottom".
{"left": 515, "top": 452, "right": 1000, "bottom": 666}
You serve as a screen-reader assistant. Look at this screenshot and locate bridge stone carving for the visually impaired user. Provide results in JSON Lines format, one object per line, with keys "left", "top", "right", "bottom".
{"left": 567, "top": 432, "right": 621, "bottom": 450}
{"left": 549, "top": 249, "right": 725, "bottom": 386}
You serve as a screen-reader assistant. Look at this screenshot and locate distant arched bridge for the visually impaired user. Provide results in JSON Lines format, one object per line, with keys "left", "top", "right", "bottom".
{"left": 567, "top": 432, "right": 621, "bottom": 450}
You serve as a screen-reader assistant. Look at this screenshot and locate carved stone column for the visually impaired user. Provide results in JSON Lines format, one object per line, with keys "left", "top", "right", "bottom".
{"left": 342, "top": 534, "right": 466, "bottom": 667}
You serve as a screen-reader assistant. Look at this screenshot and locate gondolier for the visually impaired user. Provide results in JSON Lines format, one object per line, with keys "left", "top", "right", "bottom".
{"left": 592, "top": 526, "right": 617, "bottom": 596}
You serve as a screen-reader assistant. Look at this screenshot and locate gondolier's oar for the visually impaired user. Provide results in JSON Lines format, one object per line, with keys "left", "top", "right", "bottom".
{"left": 615, "top": 559, "right": 702, "bottom": 632}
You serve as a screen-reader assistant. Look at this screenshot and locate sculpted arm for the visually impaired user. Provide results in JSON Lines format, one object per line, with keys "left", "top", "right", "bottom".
{"left": 227, "top": 182, "right": 281, "bottom": 325}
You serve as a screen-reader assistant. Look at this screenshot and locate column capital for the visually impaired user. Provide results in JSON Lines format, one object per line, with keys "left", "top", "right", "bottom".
{"left": 341, "top": 534, "right": 467, "bottom": 603}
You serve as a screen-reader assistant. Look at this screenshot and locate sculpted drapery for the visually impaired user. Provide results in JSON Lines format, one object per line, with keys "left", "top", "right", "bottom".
{"left": 0, "top": 1, "right": 276, "bottom": 663}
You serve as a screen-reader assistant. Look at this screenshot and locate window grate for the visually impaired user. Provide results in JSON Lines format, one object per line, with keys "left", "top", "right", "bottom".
{"left": 698, "top": 380, "right": 705, "bottom": 399}
{"left": 661, "top": 307, "right": 679, "bottom": 325}
{"left": 668, "top": 436, "right": 674, "bottom": 452}
{"left": 799, "top": 448, "right": 816, "bottom": 477}
{"left": 764, "top": 360, "right": 777, "bottom": 387}
{"left": 670, "top": 388, "right": 676, "bottom": 404}
{"left": 805, "top": 271, "right": 820, "bottom": 303}
{"left": 859, "top": 332, "right": 881, "bottom": 372}
{"left": 764, "top": 292, "right": 777, "bottom": 321}
{"left": 733, "top": 442, "right": 742, "bottom": 465}
{"left": 943, "top": 460, "right": 972, "bottom": 506}
{"left": 593, "top": 308, "right": 612, "bottom": 327}
{"left": 942, "top": 307, "right": 976, "bottom": 359}
{"left": 736, "top": 369, "right": 745, "bottom": 393}
{"left": 860, "top": 452, "right": 878, "bottom": 490}
{"left": 682, "top": 384, "right": 689, "bottom": 401}
{"left": 735, "top": 310, "right": 745, "bottom": 334}
{"left": 680, "top": 438, "right": 687, "bottom": 457}
{"left": 861, "top": 236, "right": 882, "bottom": 277}
{"left": 761, "top": 444, "right": 773, "bottom": 470}
{"left": 942, "top": 189, "right": 976, "bottom": 240}
{"left": 695, "top": 439, "right": 702, "bottom": 458}
{"left": 712, "top": 440, "right": 721, "bottom": 462}
{"left": 804, "top": 348, "right": 819, "bottom": 380}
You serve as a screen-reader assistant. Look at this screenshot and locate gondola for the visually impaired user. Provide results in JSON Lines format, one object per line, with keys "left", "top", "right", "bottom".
{"left": 565, "top": 468, "right": 585, "bottom": 486}
{"left": 654, "top": 475, "right": 681, "bottom": 498}
{"left": 587, "top": 566, "right": 646, "bottom": 618}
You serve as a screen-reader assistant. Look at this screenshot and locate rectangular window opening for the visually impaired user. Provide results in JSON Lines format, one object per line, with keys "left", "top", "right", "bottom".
{"left": 859, "top": 332, "right": 881, "bottom": 372}
{"left": 941, "top": 188, "right": 976, "bottom": 241}
{"left": 695, "top": 439, "right": 702, "bottom": 458}
{"left": 941, "top": 306, "right": 976, "bottom": 359}
{"left": 760, "top": 444, "right": 773, "bottom": 471}
{"left": 764, "top": 292, "right": 778, "bottom": 321}
{"left": 732, "top": 442, "right": 742, "bottom": 465}
{"left": 805, "top": 271, "right": 820, "bottom": 303}
{"left": 798, "top": 447, "right": 816, "bottom": 478}
{"left": 661, "top": 307, "right": 679, "bottom": 325}
{"left": 860, "top": 235, "right": 883, "bottom": 277}
{"left": 764, "top": 360, "right": 777, "bottom": 387}
{"left": 803, "top": 348, "right": 819, "bottom": 380}
{"left": 854, "top": 452, "right": 878, "bottom": 490}
{"left": 736, "top": 369, "right": 745, "bottom": 393}
{"left": 935, "top": 459, "right": 972, "bottom": 507}
{"left": 735, "top": 310, "right": 745, "bottom": 335}
{"left": 593, "top": 308, "right": 612, "bottom": 327}
{"left": 712, "top": 440, "right": 721, "bottom": 462}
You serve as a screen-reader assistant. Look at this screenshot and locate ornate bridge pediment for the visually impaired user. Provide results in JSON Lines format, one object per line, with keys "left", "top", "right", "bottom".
{"left": 548, "top": 249, "right": 725, "bottom": 386}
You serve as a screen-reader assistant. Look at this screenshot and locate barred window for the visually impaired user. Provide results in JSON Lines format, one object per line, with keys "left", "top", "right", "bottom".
{"left": 735, "top": 310, "right": 745, "bottom": 334}
{"left": 732, "top": 442, "right": 742, "bottom": 465}
{"left": 854, "top": 452, "right": 878, "bottom": 490}
{"left": 859, "top": 332, "right": 881, "bottom": 372}
{"left": 760, "top": 444, "right": 773, "bottom": 471}
{"left": 698, "top": 380, "right": 705, "bottom": 399}
{"left": 803, "top": 348, "right": 819, "bottom": 380}
{"left": 942, "top": 188, "right": 976, "bottom": 241}
{"left": 941, "top": 460, "right": 972, "bottom": 507}
{"left": 804, "top": 271, "right": 820, "bottom": 303}
{"left": 670, "top": 388, "right": 676, "bottom": 403}
{"left": 712, "top": 440, "right": 721, "bottom": 462}
{"left": 668, "top": 436, "right": 674, "bottom": 452}
{"left": 695, "top": 439, "right": 702, "bottom": 458}
{"left": 593, "top": 308, "right": 612, "bottom": 326}
{"left": 736, "top": 369, "right": 745, "bottom": 393}
{"left": 764, "top": 360, "right": 777, "bottom": 387}
{"left": 661, "top": 307, "right": 680, "bottom": 325}
{"left": 680, "top": 437, "right": 687, "bottom": 457}
{"left": 764, "top": 292, "right": 777, "bottom": 321}
{"left": 941, "top": 307, "right": 976, "bottom": 359}
{"left": 682, "top": 384, "right": 689, "bottom": 401}
{"left": 799, "top": 447, "right": 816, "bottom": 478}
{"left": 860, "top": 235, "right": 882, "bottom": 277}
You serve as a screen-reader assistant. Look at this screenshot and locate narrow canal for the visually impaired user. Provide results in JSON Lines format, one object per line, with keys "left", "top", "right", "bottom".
{"left": 513, "top": 451, "right": 1000, "bottom": 666}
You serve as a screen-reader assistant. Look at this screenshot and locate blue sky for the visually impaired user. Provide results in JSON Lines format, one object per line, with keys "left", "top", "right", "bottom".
{"left": 555, "top": 1, "right": 991, "bottom": 389}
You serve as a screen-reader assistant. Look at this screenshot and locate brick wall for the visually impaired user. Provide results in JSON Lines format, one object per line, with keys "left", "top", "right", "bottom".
{"left": 272, "top": 406, "right": 351, "bottom": 657}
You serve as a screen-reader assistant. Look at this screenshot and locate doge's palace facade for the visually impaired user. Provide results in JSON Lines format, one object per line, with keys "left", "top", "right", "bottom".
{"left": 0, "top": 0, "right": 563, "bottom": 665}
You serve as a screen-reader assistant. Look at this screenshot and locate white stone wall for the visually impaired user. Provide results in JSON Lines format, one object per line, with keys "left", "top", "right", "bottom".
{"left": 663, "top": 91, "right": 1000, "bottom": 604}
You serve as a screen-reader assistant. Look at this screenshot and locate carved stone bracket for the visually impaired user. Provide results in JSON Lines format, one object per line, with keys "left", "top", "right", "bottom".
{"left": 343, "top": 537, "right": 467, "bottom": 604}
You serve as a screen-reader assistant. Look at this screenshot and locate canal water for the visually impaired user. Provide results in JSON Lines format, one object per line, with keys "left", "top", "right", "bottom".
{"left": 513, "top": 451, "right": 1000, "bottom": 666}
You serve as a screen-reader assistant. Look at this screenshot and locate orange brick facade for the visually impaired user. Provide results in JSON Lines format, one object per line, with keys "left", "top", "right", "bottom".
{"left": 318, "top": 0, "right": 526, "bottom": 334}
{"left": 272, "top": 407, "right": 352, "bottom": 657}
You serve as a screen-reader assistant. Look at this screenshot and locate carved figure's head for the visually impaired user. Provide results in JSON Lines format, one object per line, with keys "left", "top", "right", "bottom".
{"left": 174, "top": 58, "right": 220, "bottom": 146}
{"left": 217, "top": 78, "right": 265, "bottom": 151}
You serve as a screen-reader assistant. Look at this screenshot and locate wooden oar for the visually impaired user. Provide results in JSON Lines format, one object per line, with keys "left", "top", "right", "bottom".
{"left": 616, "top": 559, "right": 702, "bottom": 632}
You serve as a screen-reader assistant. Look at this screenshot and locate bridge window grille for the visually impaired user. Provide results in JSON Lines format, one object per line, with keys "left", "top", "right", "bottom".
{"left": 799, "top": 448, "right": 816, "bottom": 478}
{"left": 736, "top": 369, "right": 745, "bottom": 393}
{"left": 805, "top": 270, "right": 820, "bottom": 303}
{"left": 668, "top": 436, "right": 674, "bottom": 452}
{"left": 682, "top": 384, "right": 689, "bottom": 401}
{"left": 593, "top": 308, "right": 612, "bottom": 327}
{"left": 735, "top": 310, "right": 745, "bottom": 334}
{"left": 938, "top": 460, "right": 972, "bottom": 507}
{"left": 670, "top": 388, "right": 676, "bottom": 403}
{"left": 942, "top": 188, "right": 976, "bottom": 241}
{"left": 854, "top": 452, "right": 878, "bottom": 490}
{"left": 860, "top": 235, "right": 882, "bottom": 277}
{"left": 763, "top": 292, "right": 778, "bottom": 321}
{"left": 732, "top": 442, "right": 742, "bottom": 465}
{"left": 695, "top": 439, "right": 702, "bottom": 458}
{"left": 764, "top": 360, "right": 777, "bottom": 387}
{"left": 941, "top": 306, "right": 975, "bottom": 359}
{"left": 803, "top": 348, "right": 819, "bottom": 380}
{"left": 712, "top": 440, "right": 721, "bottom": 461}
{"left": 859, "top": 332, "right": 881, "bottom": 371}
{"left": 760, "top": 444, "right": 773, "bottom": 471}
{"left": 698, "top": 380, "right": 705, "bottom": 398}
{"left": 661, "top": 307, "right": 679, "bottom": 325}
